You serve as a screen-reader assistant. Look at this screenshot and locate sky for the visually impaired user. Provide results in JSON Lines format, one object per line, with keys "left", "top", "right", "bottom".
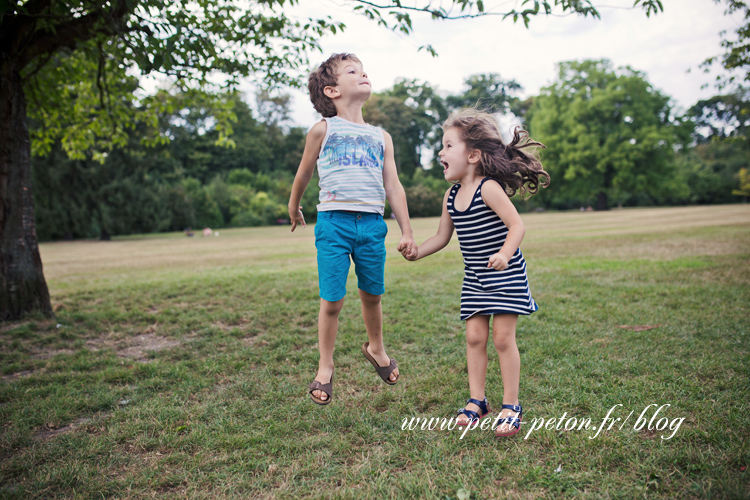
{"left": 266, "top": 0, "right": 743, "bottom": 129}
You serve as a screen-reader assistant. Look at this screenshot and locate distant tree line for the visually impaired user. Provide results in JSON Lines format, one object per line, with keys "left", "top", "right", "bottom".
{"left": 33, "top": 60, "right": 749, "bottom": 240}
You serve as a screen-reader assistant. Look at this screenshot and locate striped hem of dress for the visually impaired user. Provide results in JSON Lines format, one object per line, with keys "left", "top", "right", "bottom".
{"left": 460, "top": 303, "right": 539, "bottom": 321}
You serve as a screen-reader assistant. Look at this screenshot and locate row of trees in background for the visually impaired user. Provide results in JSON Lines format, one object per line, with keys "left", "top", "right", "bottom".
{"left": 0, "top": 0, "right": 741, "bottom": 319}
{"left": 32, "top": 94, "right": 306, "bottom": 240}
{"left": 32, "top": 59, "right": 750, "bottom": 240}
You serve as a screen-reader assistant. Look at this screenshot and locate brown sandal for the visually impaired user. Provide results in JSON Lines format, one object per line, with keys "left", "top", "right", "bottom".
{"left": 308, "top": 369, "right": 334, "bottom": 405}
{"left": 361, "top": 342, "right": 399, "bottom": 385}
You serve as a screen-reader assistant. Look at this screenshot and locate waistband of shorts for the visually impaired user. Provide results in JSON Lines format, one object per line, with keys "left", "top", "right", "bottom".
{"left": 320, "top": 210, "right": 383, "bottom": 220}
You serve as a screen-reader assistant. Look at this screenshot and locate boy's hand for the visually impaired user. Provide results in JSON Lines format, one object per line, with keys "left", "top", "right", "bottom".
{"left": 487, "top": 252, "right": 509, "bottom": 271}
{"left": 289, "top": 206, "right": 306, "bottom": 232}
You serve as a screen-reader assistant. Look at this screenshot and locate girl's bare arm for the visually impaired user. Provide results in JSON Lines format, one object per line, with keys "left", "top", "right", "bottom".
{"left": 409, "top": 189, "right": 455, "bottom": 261}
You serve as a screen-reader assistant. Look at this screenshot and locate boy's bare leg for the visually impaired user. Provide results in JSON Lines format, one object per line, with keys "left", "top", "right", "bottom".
{"left": 312, "top": 298, "right": 343, "bottom": 401}
{"left": 359, "top": 289, "right": 399, "bottom": 382}
{"left": 459, "top": 315, "right": 490, "bottom": 424}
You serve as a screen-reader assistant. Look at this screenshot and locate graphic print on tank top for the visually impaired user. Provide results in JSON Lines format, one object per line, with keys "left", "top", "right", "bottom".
{"left": 321, "top": 133, "right": 384, "bottom": 170}
{"left": 447, "top": 177, "right": 538, "bottom": 320}
{"left": 316, "top": 116, "right": 387, "bottom": 214}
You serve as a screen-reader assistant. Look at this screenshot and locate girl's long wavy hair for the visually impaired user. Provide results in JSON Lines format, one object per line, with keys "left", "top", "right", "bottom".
{"left": 443, "top": 109, "right": 550, "bottom": 197}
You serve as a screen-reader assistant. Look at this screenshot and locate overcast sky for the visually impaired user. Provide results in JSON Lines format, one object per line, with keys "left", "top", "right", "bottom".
{"left": 270, "top": 0, "right": 742, "bottom": 129}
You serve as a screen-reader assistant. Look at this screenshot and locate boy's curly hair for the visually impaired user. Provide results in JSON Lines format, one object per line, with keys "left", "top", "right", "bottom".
{"left": 444, "top": 109, "right": 550, "bottom": 197}
{"left": 308, "top": 53, "right": 361, "bottom": 118}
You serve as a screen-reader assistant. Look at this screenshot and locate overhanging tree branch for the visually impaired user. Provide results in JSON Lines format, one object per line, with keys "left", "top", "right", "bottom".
{"left": 19, "top": 0, "right": 133, "bottom": 68}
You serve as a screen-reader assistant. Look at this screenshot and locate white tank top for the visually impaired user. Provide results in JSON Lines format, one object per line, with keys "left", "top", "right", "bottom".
{"left": 316, "top": 116, "right": 386, "bottom": 214}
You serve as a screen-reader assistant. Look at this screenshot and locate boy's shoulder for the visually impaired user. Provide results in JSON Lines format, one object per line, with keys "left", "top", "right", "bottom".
{"left": 329, "top": 115, "right": 383, "bottom": 130}
{"left": 325, "top": 116, "right": 390, "bottom": 139}
{"left": 308, "top": 119, "right": 327, "bottom": 137}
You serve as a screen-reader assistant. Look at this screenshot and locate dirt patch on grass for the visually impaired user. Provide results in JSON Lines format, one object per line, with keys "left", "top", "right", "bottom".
{"left": 1, "top": 324, "right": 184, "bottom": 378}
{"left": 85, "top": 332, "right": 181, "bottom": 362}
{"left": 35, "top": 412, "right": 110, "bottom": 440}
{"left": 2, "top": 369, "right": 38, "bottom": 380}
{"left": 242, "top": 334, "right": 268, "bottom": 347}
{"left": 34, "top": 348, "right": 76, "bottom": 359}
{"left": 0, "top": 320, "right": 32, "bottom": 335}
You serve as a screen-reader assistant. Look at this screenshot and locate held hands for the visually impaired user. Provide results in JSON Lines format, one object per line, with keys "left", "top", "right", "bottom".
{"left": 289, "top": 206, "right": 306, "bottom": 232}
{"left": 487, "top": 251, "right": 510, "bottom": 271}
{"left": 397, "top": 236, "right": 418, "bottom": 261}
{"left": 404, "top": 245, "right": 419, "bottom": 261}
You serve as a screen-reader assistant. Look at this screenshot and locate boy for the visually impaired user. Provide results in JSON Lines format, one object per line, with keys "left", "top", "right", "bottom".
{"left": 288, "top": 53, "right": 416, "bottom": 405}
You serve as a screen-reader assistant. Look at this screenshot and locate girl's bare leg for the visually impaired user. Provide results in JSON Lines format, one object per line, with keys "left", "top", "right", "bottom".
{"left": 492, "top": 314, "right": 520, "bottom": 434}
{"left": 458, "top": 315, "right": 491, "bottom": 424}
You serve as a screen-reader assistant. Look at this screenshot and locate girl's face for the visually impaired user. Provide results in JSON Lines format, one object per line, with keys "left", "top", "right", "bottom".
{"left": 439, "top": 127, "right": 476, "bottom": 182}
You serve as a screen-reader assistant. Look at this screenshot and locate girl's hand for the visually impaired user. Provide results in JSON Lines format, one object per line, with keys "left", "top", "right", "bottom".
{"left": 397, "top": 237, "right": 417, "bottom": 260}
{"left": 487, "top": 252, "right": 509, "bottom": 271}
{"left": 404, "top": 243, "right": 419, "bottom": 261}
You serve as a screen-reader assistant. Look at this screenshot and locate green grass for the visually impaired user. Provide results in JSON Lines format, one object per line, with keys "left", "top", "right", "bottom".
{"left": 1, "top": 204, "right": 749, "bottom": 499}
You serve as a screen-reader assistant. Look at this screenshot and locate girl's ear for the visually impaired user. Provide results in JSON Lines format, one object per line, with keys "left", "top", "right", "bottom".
{"left": 468, "top": 149, "right": 482, "bottom": 164}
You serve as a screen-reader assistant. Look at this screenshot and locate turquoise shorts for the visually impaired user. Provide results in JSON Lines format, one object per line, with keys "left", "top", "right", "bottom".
{"left": 315, "top": 211, "right": 388, "bottom": 302}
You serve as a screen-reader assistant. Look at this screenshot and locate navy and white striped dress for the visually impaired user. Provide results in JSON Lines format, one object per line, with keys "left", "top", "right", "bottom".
{"left": 448, "top": 177, "right": 538, "bottom": 320}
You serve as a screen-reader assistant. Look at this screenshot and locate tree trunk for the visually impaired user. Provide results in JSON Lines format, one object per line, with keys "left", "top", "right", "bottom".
{"left": 596, "top": 191, "right": 609, "bottom": 211}
{"left": 0, "top": 63, "right": 52, "bottom": 320}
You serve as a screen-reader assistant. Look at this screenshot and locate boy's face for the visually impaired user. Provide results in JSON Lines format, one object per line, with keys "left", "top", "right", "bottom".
{"left": 326, "top": 60, "right": 371, "bottom": 101}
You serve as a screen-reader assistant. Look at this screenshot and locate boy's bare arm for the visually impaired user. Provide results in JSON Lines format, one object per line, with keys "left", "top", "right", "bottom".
{"left": 381, "top": 131, "right": 415, "bottom": 255}
{"left": 288, "top": 121, "right": 326, "bottom": 232}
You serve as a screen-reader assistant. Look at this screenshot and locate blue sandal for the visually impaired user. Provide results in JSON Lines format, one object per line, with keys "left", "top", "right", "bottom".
{"left": 456, "top": 398, "right": 491, "bottom": 426}
{"left": 494, "top": 403, "right": 523, "bottom": 437}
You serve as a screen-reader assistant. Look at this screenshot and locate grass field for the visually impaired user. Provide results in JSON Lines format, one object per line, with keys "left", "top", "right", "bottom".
{"left": 1, "top": 204, "right": 749, "bottom": 499}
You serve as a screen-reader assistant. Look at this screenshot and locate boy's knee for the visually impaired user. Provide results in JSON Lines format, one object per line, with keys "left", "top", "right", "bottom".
{"left": 321, "top": 299, "right": 344, "bottom": 316}
{"left": 358, "top": 289, "right": 381, "bottom": 306}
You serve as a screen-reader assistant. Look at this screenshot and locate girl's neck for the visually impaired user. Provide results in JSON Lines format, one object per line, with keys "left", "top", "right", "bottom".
{"left": 458, "top": 171, "right": 483, "bottom": 189}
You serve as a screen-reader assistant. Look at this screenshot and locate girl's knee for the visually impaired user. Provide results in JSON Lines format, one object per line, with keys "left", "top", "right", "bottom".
{"left": 465, "top": 317, "right": 490, "bottom": 349}
{"left": 493, "top": 332, "right": 516, "bottom": 352}
{"left": 492, "top": 316, "right": 518, "bottom": 351}
{"left": 466, "top": 330, "right": 488, "bottom": 349}
{"left": 493, "top": 338, "right": 511, "bottom": 352}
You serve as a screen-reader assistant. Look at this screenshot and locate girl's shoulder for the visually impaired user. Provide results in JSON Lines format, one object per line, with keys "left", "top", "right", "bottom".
{"left": 479, "top": 177, "right": 510, "bottom": 202}
{"left": 480, "top": 177, "right": 508, "bottom": 192}
{"left": 479, "top": 176, "right": 505, "bottom": 188}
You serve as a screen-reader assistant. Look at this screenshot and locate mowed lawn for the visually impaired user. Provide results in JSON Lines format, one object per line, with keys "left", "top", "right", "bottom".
{"left": 1, "top": 204, "right": 749, "bottom": 499}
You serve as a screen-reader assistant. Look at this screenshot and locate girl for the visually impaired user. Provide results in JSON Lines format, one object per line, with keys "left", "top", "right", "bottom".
{"left": 407, "top": 109, "right": 549, "bottom": 437}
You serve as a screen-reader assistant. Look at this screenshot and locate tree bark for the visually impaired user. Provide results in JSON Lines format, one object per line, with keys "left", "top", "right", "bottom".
{"left": 0, "top": 63, "right": 52, "bottom": 320}
{"left": 596, "top": 191, "right": 609, "bottom": 211}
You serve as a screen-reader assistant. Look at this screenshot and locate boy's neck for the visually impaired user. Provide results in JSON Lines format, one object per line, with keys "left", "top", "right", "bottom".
{"left": 333, "top": 102, "right": 367, "bottom": 125}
